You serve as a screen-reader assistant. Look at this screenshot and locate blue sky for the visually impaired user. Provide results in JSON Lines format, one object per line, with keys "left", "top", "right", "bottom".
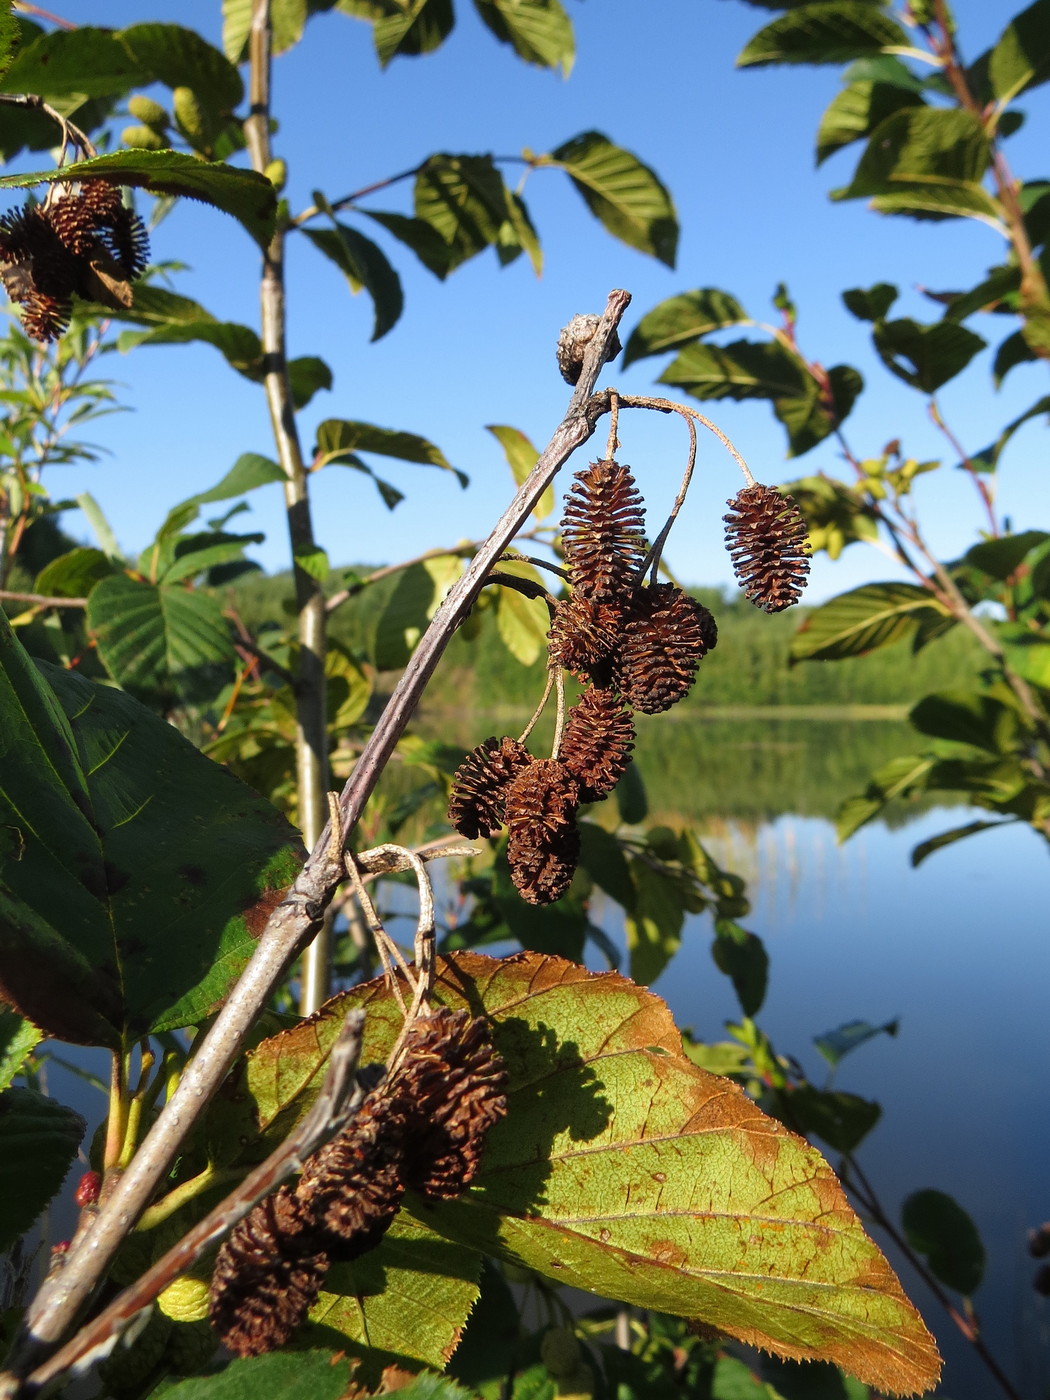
{"left": 24, "top": 0, "right": 1050, "bottom": 602}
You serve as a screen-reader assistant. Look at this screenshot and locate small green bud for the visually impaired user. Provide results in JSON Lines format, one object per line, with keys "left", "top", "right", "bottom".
{"left": 121, "top": 124, "right": 166, "bottom": 151}
{"left": 127, "top": 95, "right": 169, "bottom": 130}
{"left": 264, "top": 158, "right": 287, "bottom": 192}
{"left": 172, "top": 87, "right": 208, "bottom": 148}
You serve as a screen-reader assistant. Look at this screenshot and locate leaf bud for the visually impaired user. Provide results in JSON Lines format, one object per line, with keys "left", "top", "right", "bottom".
{"left": 172, "top": 87, "right": 208, "bottom": 148}
{"left": 264, "top": 159, "right": 287, "bottom": 192}
{"left": 74, "top": 1170, "right": 101, "bottom": 1207}
{"left": 158, "top": 1274, "right": 211, "bottom": 1323}
{"left": 127, "top": 95, "right": 169, "bottom": 131}
{"left": 540, "top": 1326, "right": 580, "bottom": 1380}
{"left": 121, "top": 124, "right": 166, "bottom": 151}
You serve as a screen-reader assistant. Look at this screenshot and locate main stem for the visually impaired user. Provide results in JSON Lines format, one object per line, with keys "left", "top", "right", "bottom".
{"left": 245, "top": 0, "right": 330, "bottom": 1013}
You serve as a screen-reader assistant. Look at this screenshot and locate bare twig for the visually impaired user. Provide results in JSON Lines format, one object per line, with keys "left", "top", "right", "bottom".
{"left": 0, "top": 590, "right": 86, "bottom": 608}
{"left": 0, "top": 94, "right": 95, "bottom": 160}
{"left": 15, "top": 1011, "right": 368, "bottom": 1399}
{"left": 8, "top": 288, "right": 630, "bottom": 1377}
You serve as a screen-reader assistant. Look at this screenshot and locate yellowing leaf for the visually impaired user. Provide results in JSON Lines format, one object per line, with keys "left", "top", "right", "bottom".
{"left": 227, "top": 953, "right": 940, "bottom": 1397}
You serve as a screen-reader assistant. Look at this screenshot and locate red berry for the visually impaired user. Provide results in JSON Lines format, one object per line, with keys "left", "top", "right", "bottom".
{"left": 75, "top": 1171, "right": 102, "bottom": 1208}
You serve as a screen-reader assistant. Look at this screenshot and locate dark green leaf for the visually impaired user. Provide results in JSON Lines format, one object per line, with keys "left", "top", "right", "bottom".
{"left": 791, "top": 583, "right": 952, "bottom": 663}
{"left": 615, "top": 761, "right": 647, "bottom": 824}
{"left": 993, "top": 328, "right": 1037, "bottom": 384}
{"left": 0, "top": 151, "right": 277, "bottom": 249}
{"left": 34, "top": 547, "right": 115, "bottom": 599}
{"left": 0, "top": 620, "right": 301, "bottom": 1044}
{"left": 965, "top": 529, "right": 1050, "bottom": 580}
{"left": 491, "top": 849, "right": 587, "bottom": 959}
{"left": 625, "top": 857, "right": 684, "bottom": 985}
{"left": 288, "top": 355, "right": 334, "bottom": 409}
{"left": 158, "top": 1350, "right": 355, "bottom": 1400}
{"left": 166, "top": 455, "right": 285, "bottom": 537}
{"left": 0, "top": 1008, "right": 41, "bottom": 1091}
{"left": 578, "top": 820, "right": 635, "bottom": 913}
{"left": 659, "top": 338, "right": 809, "bottom": 401}
{"left": 842, "top": 282, "right": 898, "bottom": 322}
{"left": 370, "top": 561, "right": 436, "bottom": 670}
{"left": 117, "top": 23, "right": 244, "bottom": 110}
{"left": 622, "top": 289, "right": 750, "bottom": 367}
{"left": 0, "top": 27, "right": 146, "bottom": 98}
{"left": 0, "top": 3, "right": 19, "bottom": 83}
{"left": 996, "top": 621, "right": 1050, "bottom": 688}
{"left": 314, "top": 418, "right": 464, "bottom": 484}
{"left": 910, "top": 819, "right": 1010, "bottom": 867}
{"left": 371, "top": 0, "right": 454, "bottom": 66}
{"left": 548, "top": 130, "right": 678, "bottom": 267}
{"left": 836, "top": 754, "right": 937, "bottom": 840}
{"left": 224, "top": 0, "right": 316, "bottom": 61}
{"left": 86, "top": 574, "right": 235, "bottom": 705}
{"left": 988, "top": 0, "right": 1050, "bottom": 104}
{"left": 814, "top": 1019, "right": 898, "bottom": 1068}
{"left": 940, "top": 264, "right": 1020, "bottom": 322}
{"left": 118, "top": 317, "right": 264, "bottom": 378}
{"left": 495, "top": 188, "right": 542, "bottom": 274}
{"left": 302, "top": 222, "right": 404, "bottom": 340}
{"left": 781, "top": 1086, "right": 880, "bottom": 1153}
{"left": 413, "top": 154, "right": 509, "bottom": 276}
{"left": 472, "top": 0, "right": 574, "bottom": 74}
{"left": 774, "top": 364, "right": 862, "bottom": 456}
{"left": 902, "top": 1189, "right": 984, "bottom": 1295}
{"left": 362, "top": 208, "right": 453, "bottom": 278}
{"left": 872, "top": 319, "right": 985, "bottom": 392}
{"left": 162, "top": 530, "right": 265, "bottom": 585}
{"left": 0, "top": 1086, "right": 84, "bottom": 1249}
{"left": 712, "top": 918, "right": 768, "bottom": 1017}
{"left": 816, "top": 80, "right": 924, "bottom": 165}
{"left": 835, "top": 108, "right": 1001, "bottom": 226}
{"left": 737, "top": 3, "right": 909, "bottom": 67}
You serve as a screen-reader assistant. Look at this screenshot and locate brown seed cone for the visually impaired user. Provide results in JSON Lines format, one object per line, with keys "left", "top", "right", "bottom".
{"left": 396, "top": 1008, "right": 508, "bottom": 1198}
{"left": 561, "top": 459, "right": 647, "bottom": 600}
{"left": 209, "top": 1186, "right": 329, "bottom": 1357}
{"left": 102, "top": 203, "right": 150, "bottom": 278}
{"left": 505, "top": 758, "right": 581, "bottom": 904}
{"left": 560, "top": 687, "right": 635, "bottom": 802}
{"left": 723, "top": 483, "right": 811, "bottom": 613}
{"left": 546, "top": 595, "right": 624, "bottom": 679}
{"left": 507, "top": 820, "right": 581, "bottom": 905}
{"left": 77, "top": 179, "right": 124, "bottom": 220}
{"left": 448, "top": 735, "right": 533, "bottom": 839}
{"left": 0, "top": 205, "right": 80, "bottom": 341}
{"left": 46, "top": 193, "right": 104, "bottom": 257}
{"left": 612, "top": 584, "right": 717, "bottom": 715}
{"left": 19, "top": 288, "right": 72, "bottom": 343}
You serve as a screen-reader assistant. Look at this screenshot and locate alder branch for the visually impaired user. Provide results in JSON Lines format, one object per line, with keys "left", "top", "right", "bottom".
{"left": 9, "top": 288, "right": 631, "bottom": 1377}
{"left": 17, "top": 1011, "right": 367, "bottom": 1398}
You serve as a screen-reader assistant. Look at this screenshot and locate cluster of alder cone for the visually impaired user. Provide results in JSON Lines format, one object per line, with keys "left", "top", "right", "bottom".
{"left": 0, "top": 180, "right": 149, "bottom": 341}
{"left": 448, "top": 458, "right": 810, "bottom": 904}
{"left": 208, "top": 1008, "right": 507, "bottom": 1356}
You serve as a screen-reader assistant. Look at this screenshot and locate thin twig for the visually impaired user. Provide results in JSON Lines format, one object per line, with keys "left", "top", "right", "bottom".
{"left": 605, "top": 390, "right": 619, "bottom": 458}
{"left": 641, "top": 410, "right": 697, "bottom": 585}
{"left": 0, "top": 94, "right": 95, "bottom": 160}
{"left": 10, "top": 289, "right": 630, "bottom": 1374}
{"left": 518, "top": 666, "right": 556, "bottom": 746}
{"left": 551, "top": 666, "right": 567, "bottom": 760}
{"left": 16, "top": 1011, "right": 368, "bottom": 1398}
{"left": 0, "top": 590, "right": 86, "bottom": 608}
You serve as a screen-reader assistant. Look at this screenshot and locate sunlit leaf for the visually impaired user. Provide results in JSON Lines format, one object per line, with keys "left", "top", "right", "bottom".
{"left": 34, "top": 547, "right": 115, "bottom": 600}
{"left": 117, "top": 23, "right": 244, "bottom": 110}
{"left": 622, "top": 289, "right": 750, "bottom": 367}
{"left": 315, "top": 418, "right": 465, "bottom": 485}
{"left": 0, "top": 26, "right": 146, "bottom": 97}
{"left": 0, "top": 1009, "right": 41, "bottom": 1091}
{"left": 0, "top": 2, "right": 19, "bottom": 84}
{"left": 486, "top": 424, "right": 553, "bottom": 522}
{"left": 737, "top": 3, "right": 908, "bottom": 67}
{"left": 987, "top": 0, "right": 1050, "bottom": 105}
{"left": 158, "top": 1350, "right": 355, "bottom": 1400}
{"left": 495, "top": 567, "right": 550, "bottom": 667}
{"left": 836, "top": 754, "right": 938, "bottom": 841}
{"left": 288, "top": 354, "right": 334, "bottom": 409}
{"left": 659, "top": 338, "right": 809, "bottom": 401}
{"left": 816, "top": 80, "right": 925, "bottom": 164}
{"left": 872, "top": 319, "right": 985, "bottom": 392}
{"left": 473, "top": 0, "right": 573, "bottom": 74}
{"left": 548, "top": 131, "right": 678, "bottom": 267}
{"left": 790, "top": 583, "right": 953, "bottom": 663}
{"left": 414, "top": 154, "right": 509, "bottom": 276}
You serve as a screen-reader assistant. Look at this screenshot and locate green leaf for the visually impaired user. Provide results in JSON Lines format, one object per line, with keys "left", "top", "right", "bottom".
{"left": 712, "top": 918, "right": 768, "bottom": 1017}
{"left": 902, "top": 1189, "right": 984, "bottom": 1295}
{"left": 117, "top": 23, "right": 244, "bottom": 111}
{"left": 162, "top": 530, "right": 265, "bottom": 586}
{"left": 371, "top": 561, "right": 437, "bottom": 670}
{"left": 737, "top": 3, "right": 909, "bottom": 67}
{"left": 0, "top": 2, "right": 19, "bottom": 84}
{"left": 314, "top": 418, "right": 465, "bottom": 485}
{"left": 835, "top": 108, "right": 1002, "bottom": 227}
{"left": 276, "top": 953, "right": 941, "bottom": 1396}
{"left": 486, "top": 424, "right": 553, "bottom": 522}
{"left": 993, "top": 328, "right": 1037, "bottom": 385}
{"left": 158, "top": 1350, "right": 355, "bottom": 1400}
{"left": 996, "top": 621, "right": 1050, "bottom": 688}
{"left": 816, "top": 80, "right": 925, "bottom": 165}
{"left": 659, "top": 338, "right": 809, "bottom": 401}
{"left": 615, "top": 760, "right": 648, "bottom": 825}
{"left": 34, "top": 547, "right": 115, "bottom": 600}
{"left": 288, "top": 355, "right": 334, "bottom": 410}
{"left": 414, "top": 154, "right": 509, "bottom": 276}
{"left": 548, "top": 131, "right": 678, "bottom": 267}
{"left": 366, "top": 0, "right": 454, "bottom": 66}
{"left": 814, "top": 1019, "right": 898, "bottom": 1068}
{"left": 310, "top": 1214, "right": 481, "bottom": 1373}
{"left": 966, "top": 399, "right": 1050, "bottom": 473}
{"left": 164, "top": 455, "right": 284, "bottom": 540}
{"left": 577, "top": 821, "right": 635, "bottom": 912}
{"left": 910, "top": 818, "right": 1009, "bottom": 868}
{"left": 302, "top": 223, "right": 404, "bottom": 340}
{"left": 0, "top": 151, "right": 277, "bottom": 249}
{"left": 495, "top": 577, "right": 550, "bottom": 667}
{"left": 987, "top": 0, "right": 1050, "bottom": 105}
{"left": 872, "top": 318, "right": 985, "bottom": 392}
{"left": 0, "top": 27, "right": 146, "bottom": 97}
{"left": 773, "top": 364, "right": 862, "bottom": 457}
{"left": 625, "top": 857, "right": 684, "bottom": 985}
{"left": 622, "top": 289, "right": 750, "bottom": 367}
{"left": 0, "top": 1087, "right": 84, "bottom": 1249}
{"left": 293, "top": 543, "right": 330, "bottom": 582}
{"left": 86, "top": 574, "right": 235, "bottom": 706}
{"left": 0, "top": 1008, "right": 41, "bottom": 1091}
{"left": 362, "top": 208, "right": 454, "bottom": 278}
{"left": 495, "top": 188, "right": 542, "bottom": 274}
{"left": 965, "top": 529, "right": 1050, "bottom": 580}
{"left": 842, "top": 282, "right": 898, "bottom": 322}
{"left": 118, "top": 317, "right": 264, "bottom": 379}
{"left": 940, "top": 264, "right": 1020, "bottom": 322}
{"left": 790, "top": 583, "right": 953, "bottom": 663}
{"left": 781, "top": 1086, "right": 881, "bottom": 1154}
{"left": 473, "top": 0, "right": 574, "bottom": 74}
{"left": 0, "top": 618, "right": 302, "bottom": 1045}
{"left": 836, "top": 754, "right": 937, "bottom": 841}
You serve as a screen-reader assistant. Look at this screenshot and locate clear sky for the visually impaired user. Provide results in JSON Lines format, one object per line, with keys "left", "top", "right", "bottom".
{"left": 18, "top": 0, "right": 1050, "bottom": 603}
